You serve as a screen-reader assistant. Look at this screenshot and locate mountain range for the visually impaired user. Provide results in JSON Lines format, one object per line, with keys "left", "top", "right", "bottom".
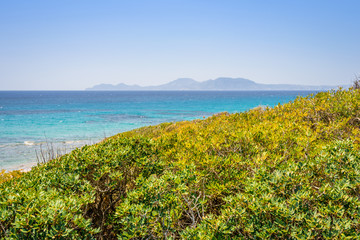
{"left": 86, "top": 77, "right": 343, "bottom": 91}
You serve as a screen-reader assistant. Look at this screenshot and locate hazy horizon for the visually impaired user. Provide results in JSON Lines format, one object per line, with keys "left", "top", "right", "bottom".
{"left": 1, "top": 0, "right": 359, "bottom": 90}
{"left": 88, "top": 77, "right": 348, "bottom": 90}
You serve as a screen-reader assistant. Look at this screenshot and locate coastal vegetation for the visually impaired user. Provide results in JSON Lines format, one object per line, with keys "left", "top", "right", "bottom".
{"left": 1, "top": 87, "right": 360, "bottom": 239}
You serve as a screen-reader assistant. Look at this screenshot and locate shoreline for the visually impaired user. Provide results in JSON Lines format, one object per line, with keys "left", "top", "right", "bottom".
{"left": 1, "top": 138, "right": 101, "bottom": 173}
{"left": 11, "top": 162, "right": 37, "bottom": 173}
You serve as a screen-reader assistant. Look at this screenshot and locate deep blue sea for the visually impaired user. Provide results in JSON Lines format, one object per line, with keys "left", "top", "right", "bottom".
{"left": 0, "top": 91, "right": 317, "bottom": 171}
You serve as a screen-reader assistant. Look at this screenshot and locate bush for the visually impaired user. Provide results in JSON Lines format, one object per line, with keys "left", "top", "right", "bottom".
{"left": 2, "top": 87, "right": 360, "bottom": 239}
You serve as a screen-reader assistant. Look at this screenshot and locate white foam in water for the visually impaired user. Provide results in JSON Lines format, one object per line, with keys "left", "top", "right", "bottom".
{"left": 24, "top": 141, "right": 35, "bottom": 146}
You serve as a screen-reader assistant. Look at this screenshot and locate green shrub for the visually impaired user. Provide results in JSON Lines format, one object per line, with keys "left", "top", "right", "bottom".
{"left": 0, "top": 170, "right": 23, "bottom": 185}
{"left": 2, "top": 87, "right": 360, "bottom": 239}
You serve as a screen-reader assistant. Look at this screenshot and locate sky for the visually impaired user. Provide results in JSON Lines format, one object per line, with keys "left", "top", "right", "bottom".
{"left": 0, "top": 0, "right": 359, "bottom": 90}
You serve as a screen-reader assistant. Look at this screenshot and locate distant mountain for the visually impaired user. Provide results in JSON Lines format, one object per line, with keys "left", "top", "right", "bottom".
{"left": 88, "top": 83, "right": 143, "bottom": 90}
{"left": 86, "top": 77, "right": 343, "bottom": 91}
{"left": 201, "top": 78, "right": 258, "bottom": 90}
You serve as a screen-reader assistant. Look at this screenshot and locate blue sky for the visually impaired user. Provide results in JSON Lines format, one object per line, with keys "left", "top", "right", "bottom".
{"left": 0, "top": 0, "right": 359, "bottom": 90}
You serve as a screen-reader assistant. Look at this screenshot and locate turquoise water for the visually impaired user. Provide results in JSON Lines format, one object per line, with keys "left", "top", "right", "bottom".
{"left": 0, "top": 91, "right": 316, "bottom": 170}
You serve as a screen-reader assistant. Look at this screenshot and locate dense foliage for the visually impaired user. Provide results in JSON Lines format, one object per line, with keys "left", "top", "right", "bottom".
{"left": 2, "top": 88, "right": 360, "bottom": 239}
{"left": 0, "top": 170, "right": 23, "bottom": 185}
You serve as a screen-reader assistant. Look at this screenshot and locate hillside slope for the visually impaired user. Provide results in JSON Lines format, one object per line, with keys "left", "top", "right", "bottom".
{"left": 1, "top": 88, "right": 360, "bottom": 239}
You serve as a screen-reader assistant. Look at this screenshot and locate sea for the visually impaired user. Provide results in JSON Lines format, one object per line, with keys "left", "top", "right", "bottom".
{"left": 0, "top": 90, "right": 317, "bottom": 171}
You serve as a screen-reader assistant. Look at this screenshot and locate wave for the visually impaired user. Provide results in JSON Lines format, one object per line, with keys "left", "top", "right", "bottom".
{"left": 24, "top": 141, "right": 35, "bottom": 146}
{"left": 21, "top": 139, "right": 93, "bottom": 147}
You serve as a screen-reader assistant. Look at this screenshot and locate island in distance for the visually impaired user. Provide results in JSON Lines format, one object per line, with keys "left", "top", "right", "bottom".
{"left": 86, "top": 77, "right": 345, "bottom": 91}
